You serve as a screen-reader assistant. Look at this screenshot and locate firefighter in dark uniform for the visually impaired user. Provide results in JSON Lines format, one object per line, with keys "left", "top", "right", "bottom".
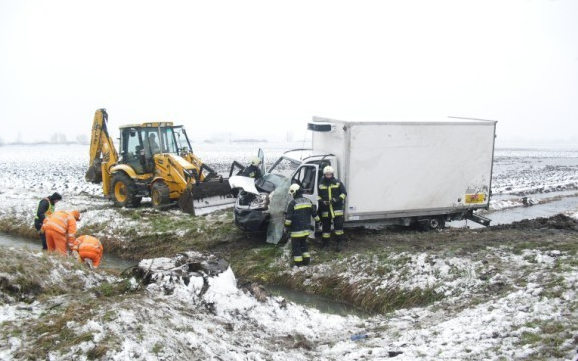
{"left": 232, "top": 158, "right": 263, "bottom": 198}
{"left": 284, "top": 183, "right": 320, "bottom": 266}
{"left": 34, "top": 192, "right": 62, "bottom": 250}
{"left": 238, "top": 158, "right": 263, "bottom": 179}
{"left": 318, "top": 166, "right": 347, "bottom": 251}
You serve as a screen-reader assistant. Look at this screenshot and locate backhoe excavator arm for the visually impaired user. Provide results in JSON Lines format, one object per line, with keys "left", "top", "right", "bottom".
{"left": 85, "top": 109, "right": 119, "bottom": 197}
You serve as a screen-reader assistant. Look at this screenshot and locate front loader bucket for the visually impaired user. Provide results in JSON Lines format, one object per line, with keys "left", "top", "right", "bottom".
{"left": 177, "top": 189, "right": 196, "bottom": 215}
{"left": 192, "top": 179, "right": 232, "bottom": 200}
{"left": 178, "top": 179, "right": 232, "bottom": 216}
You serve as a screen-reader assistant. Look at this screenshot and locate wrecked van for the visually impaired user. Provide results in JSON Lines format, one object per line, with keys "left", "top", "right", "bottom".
{"left": 229, "top": 115, "right": 496, "bottom": 236}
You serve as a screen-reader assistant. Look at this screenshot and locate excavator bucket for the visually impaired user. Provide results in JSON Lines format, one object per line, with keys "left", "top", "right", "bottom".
{"left": 85, "top": 166, "right": 98, "bottom": 183}
{"left": 85, "top": 161, "right": 103, "bottom": 183}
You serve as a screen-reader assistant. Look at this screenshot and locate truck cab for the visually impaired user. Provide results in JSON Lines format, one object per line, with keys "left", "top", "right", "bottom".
{"left": 230, "top": 149, "right": 337, "bottom": 233}
{"left": 272, "top": 151, "right": 338, "bottom": 207}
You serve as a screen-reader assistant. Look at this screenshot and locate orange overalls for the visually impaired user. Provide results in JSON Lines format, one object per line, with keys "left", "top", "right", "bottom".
{"left": 73, "top": 235, "right": 103, "bottom": 268}
{"left": 42, "top": 211, "right": 77, "bottom": 255}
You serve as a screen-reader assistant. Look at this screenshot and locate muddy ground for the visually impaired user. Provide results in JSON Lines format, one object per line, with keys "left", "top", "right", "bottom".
{"left": 212, "top": 214, "right": 578, "bottom": 269}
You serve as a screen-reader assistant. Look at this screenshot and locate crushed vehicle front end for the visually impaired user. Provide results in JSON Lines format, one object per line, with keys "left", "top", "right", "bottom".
{"left": 230, "top": 173, "right": 291, "bottom": 232}
{"left": 233, "top": 191, "right": 271, "bottom": 232}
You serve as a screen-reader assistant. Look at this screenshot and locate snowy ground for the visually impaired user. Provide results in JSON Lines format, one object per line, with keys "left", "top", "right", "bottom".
{"left": 1, "top": 143, "right": 578, "bottom": 360}
{"left": 1, "top": 143, "right": 577, "bottom": 227}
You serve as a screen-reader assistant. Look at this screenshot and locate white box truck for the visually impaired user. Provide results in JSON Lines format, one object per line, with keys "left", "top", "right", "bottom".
{"left": 230, "top": 115, "right": 496, "bottom": 233}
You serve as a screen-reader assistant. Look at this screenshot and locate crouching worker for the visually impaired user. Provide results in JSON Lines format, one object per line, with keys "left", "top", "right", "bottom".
{"left": 284, "top": 184, "right": 320, "bottom": 267}
{"left": 73, "top": 235, "right": 103, "bottom": 268}
{"left": 41, "top": 210, "right": 81, "bottom": 255}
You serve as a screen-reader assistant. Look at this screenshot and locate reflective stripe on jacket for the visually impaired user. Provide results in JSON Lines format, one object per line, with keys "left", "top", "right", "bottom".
{"left": 74, "top": 235, "right": 103, "bottom": 259}
{"left": 35, "top": 198, "right": 55, "bottom": 222}
{"left": 317, "top": 177, "right": 347, "bottom": 218}
{"left": 42, "top": 210, "right": 77, "bottom": 245}
{"left": 284, "top": 196, "right": 320, "bottom": 237}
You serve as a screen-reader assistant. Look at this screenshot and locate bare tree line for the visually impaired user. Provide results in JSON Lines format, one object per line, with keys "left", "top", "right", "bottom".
{"left": 0, "top": 133, "right": 89, "bottom": 146}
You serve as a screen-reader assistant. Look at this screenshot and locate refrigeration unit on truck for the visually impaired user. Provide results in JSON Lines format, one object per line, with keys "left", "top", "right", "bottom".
{"left": 230, "top": 116, "right": 496, "bottom": 232}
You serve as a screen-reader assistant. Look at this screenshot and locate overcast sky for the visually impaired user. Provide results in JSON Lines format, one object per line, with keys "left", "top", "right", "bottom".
{"left": 1, "top": 0, "right": 577, "bottom": 145}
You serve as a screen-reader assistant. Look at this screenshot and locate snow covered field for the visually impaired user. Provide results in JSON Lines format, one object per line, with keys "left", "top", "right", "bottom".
{"left": 1, "top": 143, "right": 577, "bottom": 224}
{"left": 1, "top": 143, "right": 578, "bottom": 360}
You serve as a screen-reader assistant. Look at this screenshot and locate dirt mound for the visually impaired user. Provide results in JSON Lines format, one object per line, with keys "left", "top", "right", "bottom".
{"left": 490, "top": 214, "right": 578, "bottom": 231}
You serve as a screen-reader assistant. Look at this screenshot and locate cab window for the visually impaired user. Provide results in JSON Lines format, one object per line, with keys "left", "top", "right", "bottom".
{"left": 292, "top": 165, "right": 317, "bottom": 194}
{"left": 268, "top": 157, "right": 301, "bottom": 178}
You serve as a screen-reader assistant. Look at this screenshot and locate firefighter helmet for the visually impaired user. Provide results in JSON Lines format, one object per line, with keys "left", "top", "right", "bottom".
{"left": 323, "top": 166, "right": 334, "bottom": 175}
{"left": 288, "top": 183, "right": 300, "bottom": 196}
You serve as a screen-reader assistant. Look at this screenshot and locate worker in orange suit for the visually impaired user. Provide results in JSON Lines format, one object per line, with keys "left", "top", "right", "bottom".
{"left": 73, "top": 235, "right": 103, "bottom": 268}
{"left": 41, "top": 210, "right": 81, "bottom": 255}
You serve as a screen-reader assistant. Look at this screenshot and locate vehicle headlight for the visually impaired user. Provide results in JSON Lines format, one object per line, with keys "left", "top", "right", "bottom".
{"left": 249, "top": 193, "right": 269, "bottom": 210}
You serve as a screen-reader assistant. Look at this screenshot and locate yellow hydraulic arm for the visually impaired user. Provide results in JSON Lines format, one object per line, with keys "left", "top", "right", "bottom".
{"left": 85, "top": 109, "right": 119, "bottom": 196}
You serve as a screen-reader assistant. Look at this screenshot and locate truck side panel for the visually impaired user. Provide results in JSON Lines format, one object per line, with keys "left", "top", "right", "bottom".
{"left": 313, "top": 119, "right": 496, "bottom": 221}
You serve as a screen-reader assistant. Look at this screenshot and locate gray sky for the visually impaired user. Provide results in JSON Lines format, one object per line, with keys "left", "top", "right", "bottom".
{"left": 1, "top": 0, "right": 577, "bottom": 145}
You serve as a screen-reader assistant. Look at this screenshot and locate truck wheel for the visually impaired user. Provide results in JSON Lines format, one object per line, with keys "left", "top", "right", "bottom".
{"left": 421, "top": 217, "right": 446, "bottom": 231}
{"left": 151, "top": 182, "right": 170, "bottom": 209}
{"left": 111, "top": 173, "right": 140, "bottom": 208}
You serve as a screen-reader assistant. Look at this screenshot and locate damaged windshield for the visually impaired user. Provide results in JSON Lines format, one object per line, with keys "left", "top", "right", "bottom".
{"left": 267, "top": 156, "right": 301, "bottom": 178}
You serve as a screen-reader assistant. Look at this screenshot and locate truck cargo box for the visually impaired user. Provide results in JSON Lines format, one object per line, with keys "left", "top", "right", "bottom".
{"left": 310, "top": 116, "right": 496, "bottom": 224}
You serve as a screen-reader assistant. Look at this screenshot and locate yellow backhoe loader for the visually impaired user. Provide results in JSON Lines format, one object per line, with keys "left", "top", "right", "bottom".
{"left": 85, "top": 108, "right": 230, "bottom": 214}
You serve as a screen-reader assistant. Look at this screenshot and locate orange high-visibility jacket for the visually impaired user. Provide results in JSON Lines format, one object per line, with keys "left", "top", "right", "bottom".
{"left": 42, "top": 210, "right": 77, "bottom": 246}
{"left": 73, "top": 235, "right": 103, "bottom": 262}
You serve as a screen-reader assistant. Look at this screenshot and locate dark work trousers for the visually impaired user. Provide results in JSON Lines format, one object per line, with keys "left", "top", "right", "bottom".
{"left": 291, "top": 236, "right": 311, "bottom": 266}
{"left": 34, "top": 220, "right": 47, "bottom": 250}
{"left": 321, "top": 215, "right": 345, "bottom": 244}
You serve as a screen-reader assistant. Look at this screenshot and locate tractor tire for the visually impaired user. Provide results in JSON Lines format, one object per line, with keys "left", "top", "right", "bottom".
{"left": 111, "top": 172, "right": 140, "bottom": 208}
{"left": 151, "top": 181, "right": 171, "bottom": 210}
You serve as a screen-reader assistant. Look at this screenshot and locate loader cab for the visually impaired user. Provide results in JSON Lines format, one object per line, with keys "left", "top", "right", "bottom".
{"left": 119, "top": 122, "right": 192, "bottom": 175}
{"left": 119, "top": 127, "right": 146, "bottom": 174}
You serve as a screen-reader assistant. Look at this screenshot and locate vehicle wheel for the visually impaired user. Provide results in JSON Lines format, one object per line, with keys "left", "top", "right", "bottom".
{"left": 420, "top": 217, "right": 446, "bottom": 231}
{"left": 111, "top": 172, "right": 140, "bottom": 208}
{"left": 151, "top": 181, "right": 170, "bottom": 209}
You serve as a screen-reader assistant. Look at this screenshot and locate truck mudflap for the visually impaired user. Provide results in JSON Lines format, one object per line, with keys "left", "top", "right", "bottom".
{"left": 466, "top": 212, "right": 492, "bottom": 226}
